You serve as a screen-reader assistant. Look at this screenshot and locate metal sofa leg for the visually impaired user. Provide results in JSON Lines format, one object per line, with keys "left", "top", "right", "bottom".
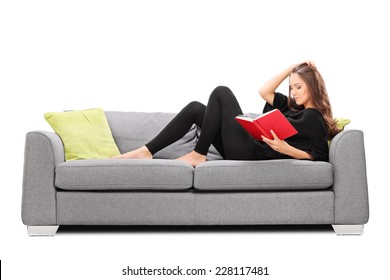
{"left": 27, "top": 226, "right": 59, "bottom": 236}
{"left": 332, "top": 225, "right": 364, "bottom": 235}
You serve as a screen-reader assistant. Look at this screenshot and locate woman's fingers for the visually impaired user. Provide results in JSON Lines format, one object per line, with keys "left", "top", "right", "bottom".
{"left": 270, "top": 130, "right": 279, "bottom": 140}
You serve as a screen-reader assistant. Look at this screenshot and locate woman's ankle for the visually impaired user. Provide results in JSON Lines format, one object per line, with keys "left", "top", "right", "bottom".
{"left": 139, "top": 146, "right": 153, "bottom": 159}
{"left": 113, "top": 146, "right": 152, "bottom": 159}
{"left": 176, "top": 151, "right": 206, "bottom": 167}
{"left": 192, "top": 150, "right": 206, "bottom": 160}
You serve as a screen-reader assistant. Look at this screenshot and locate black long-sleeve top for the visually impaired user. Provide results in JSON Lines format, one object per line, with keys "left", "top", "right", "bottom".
{"left": 253, "top": 92, "right": 329, "bottom": 161}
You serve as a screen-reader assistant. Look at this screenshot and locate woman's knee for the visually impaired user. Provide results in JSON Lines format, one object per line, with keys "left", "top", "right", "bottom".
{"left": 213, "top": 85, "right": 232, "bottom": 94}
{"left": 210, "top": 86, "right": 236, "bottom": 102}
{"left": 182, "top": 101, "right": 205, "bottom": 125}
{"left": 181, "top": 101, "right": 206, "bottom": 119}
{"left": 212, "top": 85, "right": 234, "bottom": 97}
{"left": 186, "top": 101, "right": 206, "bottom": 112}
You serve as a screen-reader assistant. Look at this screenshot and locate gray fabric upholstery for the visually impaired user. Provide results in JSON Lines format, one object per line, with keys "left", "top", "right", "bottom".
{"left": 55, "top": 159, "right": 194, "bottom": 190}
{"left": 57, "top": 191, "right": 195, "bottom": 225}
{"left": 22, "top": 131, "right": 64, "bottom": 225}
{"left": 105, "top": 111, "right": 198, "bottom": 159}
{"left": 195, "top": 191, "right": 334, "bottom": 224}
{"left": 329, "top": 130, "right": 369, "bottom": 224}
{"left": 57, "top": 190, "right": 334, "bottom": 225}
{"left": 194, "top": 159, "right": 333, "bottom": 190}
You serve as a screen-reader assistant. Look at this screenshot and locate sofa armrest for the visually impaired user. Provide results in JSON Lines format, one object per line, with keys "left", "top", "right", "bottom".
{"left": 22, "top": 131, "right": 65, "bottom": 226}
{"left": 329, "top": 129, "right": 369, "bottom": 224}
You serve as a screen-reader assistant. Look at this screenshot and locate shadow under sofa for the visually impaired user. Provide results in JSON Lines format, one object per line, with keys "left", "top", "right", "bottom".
{"left": 21, "top": 111, "right": 369, "bottom": 236}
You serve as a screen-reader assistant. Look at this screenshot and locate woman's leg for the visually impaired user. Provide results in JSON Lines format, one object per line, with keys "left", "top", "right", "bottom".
{"left": 116, "top": 86, "right": 256, "bottom": 163}
{"left": 114, "top": 101, "right": 222, "bottom": 159}
{"left": 145, "top": 101, "right": 207, "bottom": 155}
{"left": 192, "top": 86, "right": 257, "bottom": 160}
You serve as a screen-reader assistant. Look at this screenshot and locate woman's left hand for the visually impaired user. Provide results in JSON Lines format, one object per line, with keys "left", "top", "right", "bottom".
{"left": 261, "top": 130, "right": 291, "bottom": 155}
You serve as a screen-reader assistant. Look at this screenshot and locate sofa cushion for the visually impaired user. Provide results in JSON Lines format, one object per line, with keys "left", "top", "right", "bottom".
{"left": 55, "top": 159, "right": 194, "bottom": 190}
{"left": 194, "top": 159, "right": 333, "bottom": 190}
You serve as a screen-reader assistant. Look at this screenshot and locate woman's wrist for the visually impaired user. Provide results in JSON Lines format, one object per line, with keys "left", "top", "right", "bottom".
{"left": 286, "top": 145, "right": 313, "bottom": 160}
{"left": 282, "top": 64, "right": 297, "bottom": 78}
{"left": 288, "top": 62, "right": 301, "bottom": 73}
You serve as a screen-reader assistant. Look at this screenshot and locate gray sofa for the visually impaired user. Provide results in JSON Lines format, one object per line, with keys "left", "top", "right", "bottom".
{"left": 22, "top": 111, "right": 369, "bottom": 236}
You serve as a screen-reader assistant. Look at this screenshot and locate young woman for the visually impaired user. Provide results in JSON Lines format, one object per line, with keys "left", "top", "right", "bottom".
{"left": 115, "top": 61, "right": 340, "bottom": 166}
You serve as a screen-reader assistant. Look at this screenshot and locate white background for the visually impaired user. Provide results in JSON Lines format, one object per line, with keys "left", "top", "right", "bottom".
{"left": 1, "top": 0, "right": 389, "bottom": 279}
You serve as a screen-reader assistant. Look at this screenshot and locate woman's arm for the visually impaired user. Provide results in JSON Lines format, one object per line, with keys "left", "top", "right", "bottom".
{"left": 259, "top": 65, "right": 295, "bottom": 105}
{"left": 262, "top": 130, "right": 313, "bottom": 160}
{"left": 259, "top": 61, "right": 316, "bottom": 105}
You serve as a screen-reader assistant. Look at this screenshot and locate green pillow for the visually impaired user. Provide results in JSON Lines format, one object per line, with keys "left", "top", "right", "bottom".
{"left": 44, "top": 108, "right": 120, "bottom": 160}
{"left": 335, "top": 118, "right": 351, "bottom": 130}
{"left": 328, "top": 118, "right": 351, "bottom": 145}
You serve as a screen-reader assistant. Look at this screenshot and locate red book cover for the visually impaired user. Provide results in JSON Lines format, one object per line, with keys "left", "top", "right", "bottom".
{"left": 235, "top": 109, "right": 298, "bottom": 141}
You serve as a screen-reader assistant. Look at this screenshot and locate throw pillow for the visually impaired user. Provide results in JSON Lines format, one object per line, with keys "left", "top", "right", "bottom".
{"left": 335, "top": 118, "right": 351, "bottom": 130}
{"left": 44, "top": 108, "right": 121, "bottom": 160}
{"left": 328, "top": 118, "right": 351, "bottom": 145}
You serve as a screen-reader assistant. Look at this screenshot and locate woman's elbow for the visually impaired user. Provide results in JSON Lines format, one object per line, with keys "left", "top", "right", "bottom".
{"left": 259, "top": 89, "right": 274, "bottom": 105}
{"left": 259, "top": 87, "right": 266, "bottom": 97}
{"left": 259, "top": 88, "right": 269, "bottom": 100}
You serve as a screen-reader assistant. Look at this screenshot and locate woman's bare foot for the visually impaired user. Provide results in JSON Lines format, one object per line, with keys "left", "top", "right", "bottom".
{"left": 113, "top": 146, "right": 153, "bottom": 159}
{"left": 176, "top": 151, "right": 206, "bottom": 167}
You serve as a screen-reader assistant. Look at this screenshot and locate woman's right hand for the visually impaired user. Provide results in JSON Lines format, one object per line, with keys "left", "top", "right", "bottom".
{"left": 293, "top": 61, "right": 316, "bottom": 70}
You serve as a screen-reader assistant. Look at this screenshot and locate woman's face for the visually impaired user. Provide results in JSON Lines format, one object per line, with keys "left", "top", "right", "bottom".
{"left": 289, "top": 73, "right": 314, "bottom": 108}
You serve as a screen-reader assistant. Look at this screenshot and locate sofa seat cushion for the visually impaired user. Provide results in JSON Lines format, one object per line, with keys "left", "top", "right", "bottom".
{"left": 55, "top": 159, "right": 194, "bottom": 191}
{"left": 194, "top": 159, "right": 333, "bottom": 190}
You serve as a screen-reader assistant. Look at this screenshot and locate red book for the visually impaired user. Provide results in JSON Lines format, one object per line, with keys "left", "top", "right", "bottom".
{"left": 235, "top": 109, "right": 298, "bottom": 141}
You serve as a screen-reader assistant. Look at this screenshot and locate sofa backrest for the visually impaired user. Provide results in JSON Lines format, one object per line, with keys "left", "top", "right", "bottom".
{"left": 105, "top": 111, "right": 222, "bottom": 160}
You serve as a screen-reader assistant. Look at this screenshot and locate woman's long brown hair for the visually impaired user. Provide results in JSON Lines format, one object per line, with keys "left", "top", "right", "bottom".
{"left": 288, "top": 63, "right": 341, "bottom": 139}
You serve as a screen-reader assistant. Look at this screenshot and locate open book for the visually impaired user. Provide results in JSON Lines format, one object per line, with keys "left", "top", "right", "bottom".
{"left": 235, "top": 109, "right": 298, "bottom": 140}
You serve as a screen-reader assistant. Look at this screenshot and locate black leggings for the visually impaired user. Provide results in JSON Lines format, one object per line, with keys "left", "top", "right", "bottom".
{"left": 145, "top": 86, "right": 258, "bottom": 160}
